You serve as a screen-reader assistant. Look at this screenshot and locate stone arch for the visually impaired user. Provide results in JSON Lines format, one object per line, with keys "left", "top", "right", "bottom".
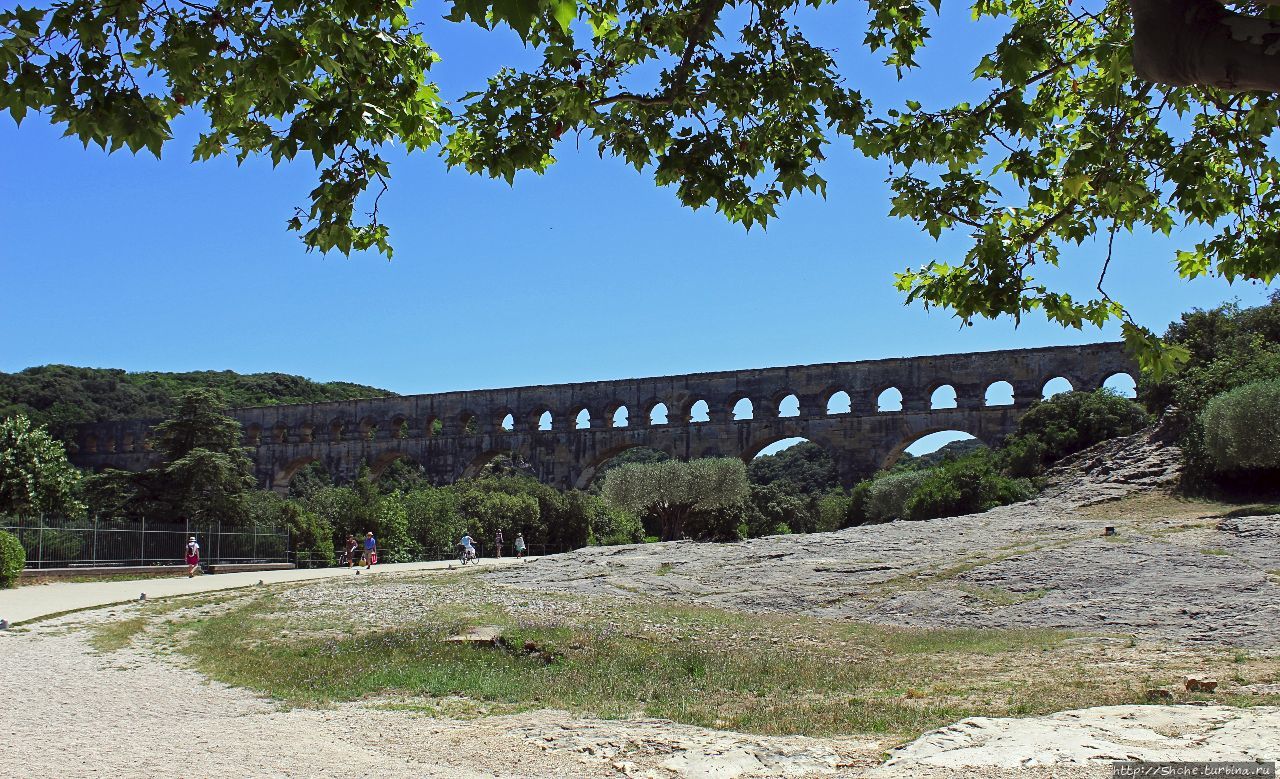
{"left": 460, "top": 448, "right": 521, "bottom": 480}
{"left": 985, "top": 380, "right": 1014, "bottom": 406}
{"left": 606, "top": 402, "right": 630, "bottom": 428}
{"left": 359, "top": 416, "right": 380, "bottom": 441}
{"left": 245, "top": 424, "right": 263, "bottom": 446}
{"left": 881, "top": 426, "right": 996, "bottom": 470}
{"left": 369, "top": 450, "right": 414, "bottom": 478}
{"left": 572, "top": 442, "right": 675, "bottom": 490}
{"left": 645, "top": 400, "right": 669, "bottom": 426}
{"left": 121, "top": 431, "right": 135, "bottom": 453}
{"left": 929, "top": 384, "right": 958, "bottom": 410}
{"left": 389, "top": 415, "right": 410, "bottom": 439}
{"left": 876, "top": 387, "right": 904, "bottom": 412}
{"left": 689, "top": 399, "right": 711, "bottom": 423}
{"left": 826, "top": 389, "right": 852, "bottom": 414}
{"left": 272, "top": 422, "right": 289, "bottom": 445}
{"left": 424, "top": 415, "right": 443, "bottom": 437}
{"left": 459, "top": 411, "right": 480, "bottom": 435}
{"left": 329, "top": 418, "right": 346, "bottom": 442}
{"left": 773, "top": 389, "right": 800, "bottom": 418}
{"left": 574, "top": 407, "right": 592, "bottom": 429}
{"left": 81, "top": 433, "right": 99, "bottom": 454}
{"left": 298, "top": 422, "right": 315, "bottom": 443}
{"left": 494, "top": 408, "right": 516, "bottom": 433}
{"left": 531, "top": 409, "right": 554, "bottom": 431}
{"left": 1101, "top": 372, "right": 1138, "bottom": 398}
{"left": 1042, "top": 376, "right": 1074, "bottom": 399}
{"left": 275, "top": 455, "right": 320, "bottom": 491}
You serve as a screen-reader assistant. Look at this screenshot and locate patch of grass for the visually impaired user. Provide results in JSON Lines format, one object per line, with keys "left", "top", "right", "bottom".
{"left": 957, "top": 584, "right": 1050, "bottom": 607}
{"left": 654, "top": 563, "right": 674, "bottom": 576}
{"left": 87, "top": 616, "right": 148, "bottom": 652}
{"left": 18, "top": 570, "right": 186, "bottom": 587}
{"left": 178, "top": 580, "right": 1145, "bottom": 740}
{"left": 1200, "top": 548, "right": 1229, "bottom": 556}
{"left": 1217, "top": 504, "right": 1280, "bottom": 518}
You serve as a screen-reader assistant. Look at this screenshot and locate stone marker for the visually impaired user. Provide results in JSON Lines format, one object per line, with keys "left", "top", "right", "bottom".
{"left": 1185, "top": 677, "right": 1218, "bottom": 692}
{"left": 444, "top": 626, "right": 503, "bottom": 646}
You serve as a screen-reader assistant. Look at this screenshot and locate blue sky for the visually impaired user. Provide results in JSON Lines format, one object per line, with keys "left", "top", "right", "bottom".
{"left": 1, "top": 2, "right": 1274, "bottom": 455}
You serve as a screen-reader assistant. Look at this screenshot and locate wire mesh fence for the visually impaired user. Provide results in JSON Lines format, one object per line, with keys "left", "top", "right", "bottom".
{"left": 2, "top": 516, "right": 289, "bottom": 569}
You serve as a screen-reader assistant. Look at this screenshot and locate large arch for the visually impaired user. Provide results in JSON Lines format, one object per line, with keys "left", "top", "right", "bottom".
{"left": 273, "top": 455, "right": 320, "bottom": 493}
{"left": 880, "top": 426, "right": 996, "bottom": 470}
{"left": 369, "top": 450, "right": 415, "bottom": 479}
{"left": 572, "top": 442, "right": 674, "bottom": 490}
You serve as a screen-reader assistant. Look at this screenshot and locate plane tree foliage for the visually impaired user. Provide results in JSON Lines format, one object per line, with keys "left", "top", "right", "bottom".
{"left": 5, "top": 0, "right": 1280, "bottom": 368}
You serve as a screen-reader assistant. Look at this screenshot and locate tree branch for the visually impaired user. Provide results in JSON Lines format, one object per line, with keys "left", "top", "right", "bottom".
{"left": 590, "top": 0, "right": 725, "bottom": 108}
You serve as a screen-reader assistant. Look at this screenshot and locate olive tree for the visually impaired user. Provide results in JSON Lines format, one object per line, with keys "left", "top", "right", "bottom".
{"left": 601, "top": 456, "right": 748, "bottom": 541}
{"left": 1201, "top": 379, "right": 1280, "bottom": 472}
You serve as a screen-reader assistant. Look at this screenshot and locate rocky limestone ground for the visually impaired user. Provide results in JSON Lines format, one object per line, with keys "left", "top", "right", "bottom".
{"left": 4, "top": 425, "right": 1278, "bottom": 778}
{"left": 487, "top": 426, "right": 1280, "bottom": 650}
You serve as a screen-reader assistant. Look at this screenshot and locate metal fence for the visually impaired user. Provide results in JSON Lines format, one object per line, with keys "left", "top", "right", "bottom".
{"left": 2, "top": 516, "right": 290, "bottom": 569}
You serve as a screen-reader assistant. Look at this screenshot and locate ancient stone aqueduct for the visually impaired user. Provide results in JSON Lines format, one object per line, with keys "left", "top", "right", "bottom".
{"left": 70, "top": 343, "right": 1137, "bottom": 493}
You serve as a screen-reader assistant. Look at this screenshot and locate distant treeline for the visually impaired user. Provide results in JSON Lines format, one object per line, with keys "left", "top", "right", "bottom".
{"left": 0, "top": 365, "right": 395, "bottom": 443}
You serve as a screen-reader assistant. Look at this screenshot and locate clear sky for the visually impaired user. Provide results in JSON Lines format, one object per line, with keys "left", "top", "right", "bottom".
{"left": 1, "top": 1, "right": 1274, "bottom": 456}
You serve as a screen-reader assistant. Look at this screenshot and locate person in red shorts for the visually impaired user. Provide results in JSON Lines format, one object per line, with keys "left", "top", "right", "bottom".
{"left": 184, "top": 536, "right": 200, "bottom": 577}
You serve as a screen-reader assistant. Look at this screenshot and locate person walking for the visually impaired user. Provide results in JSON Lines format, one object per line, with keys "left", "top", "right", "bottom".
{"left": 495, "top": 529, "right": 504, "bottom": 559}
{"left": 362, "top": 532, "right": 377, "bottom": 570}
{"left": 514, "top": 533, "right": 526, "bottom": 559}
{"left": 344, "top": 535, "right": 358, "bottom": 568}
{"left": 184, "top": 536, "right": 201, "bottom": 578}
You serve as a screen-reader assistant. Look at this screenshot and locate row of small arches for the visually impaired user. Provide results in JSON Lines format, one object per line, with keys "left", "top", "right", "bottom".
{"left": 79, "top": 374, "right": 1137, "bottom": 451}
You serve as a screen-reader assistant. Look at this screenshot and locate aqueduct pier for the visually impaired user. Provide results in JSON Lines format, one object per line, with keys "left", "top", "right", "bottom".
{"left": 69, "top": 343, "right": 1137, "bottom": 492}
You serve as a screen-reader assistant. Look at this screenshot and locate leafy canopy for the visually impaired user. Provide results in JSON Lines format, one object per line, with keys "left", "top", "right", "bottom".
{"left": 5, "top": 0, "right": 1280, "bottom": 367}
{"left": 0, "top": 413, "right": 84, "bottom": 518}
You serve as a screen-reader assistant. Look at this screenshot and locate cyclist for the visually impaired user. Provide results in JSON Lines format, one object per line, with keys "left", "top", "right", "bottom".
{"left": 459, "top": 531, "right": 476, "bottom": 562}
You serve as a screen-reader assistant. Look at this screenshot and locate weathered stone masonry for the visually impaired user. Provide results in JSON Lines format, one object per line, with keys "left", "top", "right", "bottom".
{"left": 69, "top": 343, "right": 1136, "bottom": 493}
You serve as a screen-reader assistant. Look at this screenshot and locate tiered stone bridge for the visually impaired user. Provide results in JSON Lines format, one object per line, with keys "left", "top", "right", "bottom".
{"left": 69, "top": 343, "right": 1136, "bottom": 492}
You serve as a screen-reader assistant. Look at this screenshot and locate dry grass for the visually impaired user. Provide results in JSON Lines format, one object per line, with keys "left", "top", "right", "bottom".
{"left": 161, "top": 574, "right": 1280, "bottom": 742}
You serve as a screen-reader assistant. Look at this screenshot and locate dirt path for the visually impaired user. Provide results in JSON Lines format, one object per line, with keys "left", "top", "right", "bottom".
{"left": 0, "top": 557, "right": 527, "bottom": 625}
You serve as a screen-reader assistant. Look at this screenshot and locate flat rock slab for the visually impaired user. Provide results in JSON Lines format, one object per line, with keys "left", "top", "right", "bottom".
{"left": 444, "top": 625, "right": 503, "bottom": 645}
{"left": 873, "top": 705, "right": 1280, "bottom": 774}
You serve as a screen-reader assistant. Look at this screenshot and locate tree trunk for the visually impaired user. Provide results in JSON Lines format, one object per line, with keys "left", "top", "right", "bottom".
{"left": 1131, "top": 0, "right": 1280, "bottom": 91}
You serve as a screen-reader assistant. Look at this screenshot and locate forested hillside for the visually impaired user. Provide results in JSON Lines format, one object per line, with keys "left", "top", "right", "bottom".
{"left": 0, "top": 365, "right": 395, "bottom": 442}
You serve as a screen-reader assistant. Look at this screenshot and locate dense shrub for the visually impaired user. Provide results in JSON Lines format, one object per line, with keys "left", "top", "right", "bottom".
{"left": 864, "top": 470, "right": 932, "bottom": 523}
{"left": 842, "top": 480, "right": 874, "bottom": 527}
{"left": 1142, "top": 292, "right": 1280, "bottom": 491}
{"left": 1202, "top": 380, "right": 1280, "bottom": 472}
{"left": 1003, "top": 389, "right": 1149, "bottom": 477}
{"left": 0, "top": 529, "right": 24, "bottom": 588}
{"left": 903, "top": 454, "right": 1034, "bottom": 521}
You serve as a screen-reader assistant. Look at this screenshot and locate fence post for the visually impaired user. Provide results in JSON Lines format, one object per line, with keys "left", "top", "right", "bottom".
{"left": 92, "top": 516, "right": 98, "bottom": 566}
{"left": 37, "top": 520, "right": 44, "bottom": 569}
{"left": 140, "top": 516, "right": 146, "bottom": 566}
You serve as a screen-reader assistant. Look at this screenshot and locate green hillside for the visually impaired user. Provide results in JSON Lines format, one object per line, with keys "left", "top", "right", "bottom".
{"left": 0, "top": 365, "right": 396, "bottom": 442}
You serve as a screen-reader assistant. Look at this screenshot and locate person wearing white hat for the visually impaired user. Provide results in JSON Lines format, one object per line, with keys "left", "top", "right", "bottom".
{"left": 184, "top": 536, "right": 201, "bottom": 578}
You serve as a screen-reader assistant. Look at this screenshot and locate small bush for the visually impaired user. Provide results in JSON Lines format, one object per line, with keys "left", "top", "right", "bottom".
{"left": 1202, "top": 380, "right": 1280, "bottom": 472}
{"left": 865, "top": 470, "right": 932, "bottom": 523}
{"left": 0, "top": 530, "right": 25, "bottom": 588}
{"left": 903, "top": 454, "right": 1034, "bottom": 521}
